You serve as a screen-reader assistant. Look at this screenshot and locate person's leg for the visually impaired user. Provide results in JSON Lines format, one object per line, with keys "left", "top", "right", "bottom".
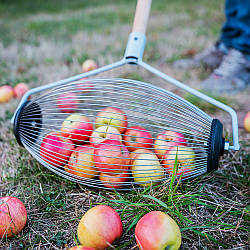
{"left": 200, "top": 0, "right": 250, "bottom": 94}
{"left": 221, "top": 0, "right": 250, "bottom": 54}
{"left": 220, "top": 0, "right": 238, "bottom": 47}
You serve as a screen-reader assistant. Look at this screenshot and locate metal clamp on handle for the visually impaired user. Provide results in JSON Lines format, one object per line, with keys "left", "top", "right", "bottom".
{"left": 124, "top": 32, "right": 146, "bottom": 61}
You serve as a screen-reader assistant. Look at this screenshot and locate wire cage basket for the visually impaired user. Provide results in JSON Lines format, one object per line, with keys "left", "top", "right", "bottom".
{"left": 13, "top": 78, "right": 223, "bottom": 190}
{"left": 12, "top": 0, "right": 239, "bottom": 191}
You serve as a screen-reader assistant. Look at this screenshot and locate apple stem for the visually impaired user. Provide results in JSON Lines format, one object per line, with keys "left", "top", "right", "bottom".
{"left": 131, "top": 136, "right": 137, "bottom": 142}
{"left": 105, "top": 118, "right": 113, "bottom": 137}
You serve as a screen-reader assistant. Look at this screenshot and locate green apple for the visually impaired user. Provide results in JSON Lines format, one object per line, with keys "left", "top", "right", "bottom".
{"left": 131, "top": 150, "right": 164, "bottom": 186}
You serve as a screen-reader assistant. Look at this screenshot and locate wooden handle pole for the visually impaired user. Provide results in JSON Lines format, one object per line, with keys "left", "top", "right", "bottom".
{"left": 132, "top": 0, "right": 152, "bottom": 34}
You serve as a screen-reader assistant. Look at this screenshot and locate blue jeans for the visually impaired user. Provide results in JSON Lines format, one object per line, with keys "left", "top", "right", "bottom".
{"left": 221, "top": 0, "right": 250, "bottom": 54}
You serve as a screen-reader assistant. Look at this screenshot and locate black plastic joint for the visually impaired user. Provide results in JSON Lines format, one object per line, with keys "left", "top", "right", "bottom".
{"left": 207, "top": 119, "right": 225, "bottom": 172}
{"left": 13, "top": 101, "right": 42, "bottom": 147}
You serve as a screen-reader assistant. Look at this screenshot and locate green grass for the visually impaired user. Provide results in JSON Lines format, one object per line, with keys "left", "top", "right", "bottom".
{"left": 1, "top": 146, "right": 248, "bottom": 248}
{"left": 0, "top": 0, "right": 223, "bottom": 46}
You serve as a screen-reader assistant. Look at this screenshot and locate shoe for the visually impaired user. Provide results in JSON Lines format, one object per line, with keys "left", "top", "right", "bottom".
{"left": 173, "top": 41, "right": 227, "bottom": 70}
{"left": 200, "top": 49, "right": 250, "bottom": 94}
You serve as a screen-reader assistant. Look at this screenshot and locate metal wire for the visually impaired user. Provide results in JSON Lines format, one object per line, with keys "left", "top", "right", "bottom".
{"left": 16, "top": 78, "right": 212, "bottom": 190}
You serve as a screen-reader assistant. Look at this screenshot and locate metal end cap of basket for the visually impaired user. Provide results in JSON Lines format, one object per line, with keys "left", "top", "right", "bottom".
{"left": 13, "top": 101, "right": 42, "bottom": 147}
{"left": 207, "top": 119, "right": 225, "bottom": 172}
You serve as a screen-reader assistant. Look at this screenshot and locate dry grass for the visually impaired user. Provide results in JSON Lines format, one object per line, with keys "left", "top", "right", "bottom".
{"left": 0, "top": 138, "right": 249, "bottom": 249}
{"left": 0, "top": 0, "right": 250, "bottom": 249}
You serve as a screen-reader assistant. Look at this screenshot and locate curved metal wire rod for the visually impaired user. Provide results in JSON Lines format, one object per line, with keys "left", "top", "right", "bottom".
{"left": 137, "top": 60, "right": 240, "bottom": 150}
{"left": 34, "top": 79, "right": 212, "bottom": 123}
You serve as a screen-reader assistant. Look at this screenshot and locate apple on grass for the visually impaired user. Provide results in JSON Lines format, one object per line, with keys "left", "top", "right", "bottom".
{"left": 99, "top": 170, "right": 129, "bottom": 189}
{"left": 0, "top": 196, "right": 27, "bottom": 238}
{"left": 66, "top": 144, "right": 98, "bottom": 179}
{"left": 94, "top": 139, "right": 130, "bottom": 175}
{"left": 40, "top": 132, "right": 75, "bottom": 168}
{"left": 243, "top": 111, "right": 250, "bottom": 133}
{"left": 95, "top": 107, "right": 128, "bottom": 134}
{"left": 162, "top": 145, "right": 195, "bottom": 178}
{"left": 13, "top": 83, "right": 29, "bottom": 99}
{"left": 77, "top": 205, "right": 123, "bottom": 249}
{"left": 135, "top": 211, "right": 181, "bottom": 250}
{"left": 154, "top": 130, "right": 187, "bottom": 159}
{"left": 82, "top": 59, "right": 98, "bottom": 73}
{"left": 131, "top": 149, "right": 164, "bottom": 186}
{"left": 56, "top": 92, "right": 80, "bottom": 113}
{"left": 123, "top": 126, "right": 153, "bottom": 152}
{"left": 90, "top": 125, "right": 122, "bottom": 147}
{"left": 61, "top": 114, "right": 93, "bottom": 145}
{"left": 69, "top": 247, "right": 95, "bottom": 250}
{"left": 0, "top": 85, "right": 14, "bottom": 103}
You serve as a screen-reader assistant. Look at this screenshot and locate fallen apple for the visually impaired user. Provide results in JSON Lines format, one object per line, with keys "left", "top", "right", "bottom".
{"left": 82, "top": 59, "right": 98, "bottom": 72}
{"left": 154, "top": 131, "right": 187, "bottom": 159}
{"left": 95, "top": 107, "right": 128, "bottom": 134}
{"left": 61, "top": 113, "right": 93, "bottom": 145}
{"left": 69, "top": 246, "right": 95, "bottom": 250}
{"left": 131, "top": 149, "right": 164, "bottom": 186}
{"left": 162, "top": 145, "right": 195, "bottom": 178}
{"left": 66, "top": 144, "right": 98, "bottom": 179}
{"left": 69, "top": 247, "right": 95, "bottom": 250}
{"left": 56, "top": 92, "right": 80, "bottom": 113}
{"left": 90, "top": 125, "right": 122, "bottom": 147}
{"left": 243, "top": 111, "right": 250, "bottom": 133}
{"left": 40, "top": 132, "right": 75, "bottom": 168}
{"left": 13, "top": 83, "right": 29, "bottom": 99}
{"left": 0, "top": 85, "right": 14, "bottom": 103}
{"left": 0, "top": 196, "right": 27, "bottom": 238}
{"left": 99, "top": 170, "right": 129, "bottom": 189}
{"left": 77, "top": 205, "right": 123, "bottom": 249}
{"left": 94, "top": 139, "right": 130, "bottom": 174}
{"left": 123, "top": 126, "right": 153, "bottom": 152}
{"left": 135, "top": 211, "right": 181, "bottom": 250}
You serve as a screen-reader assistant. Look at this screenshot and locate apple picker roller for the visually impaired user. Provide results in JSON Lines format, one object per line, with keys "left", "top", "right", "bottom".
{"left": 11, "top": 0, "right": 240, "bottom": 190}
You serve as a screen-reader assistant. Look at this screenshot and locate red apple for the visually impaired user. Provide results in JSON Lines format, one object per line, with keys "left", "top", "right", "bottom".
{"left": 123, "top": 126, "right": 153, "bottom": 152}
{"left": 82, "top": 59, "right": 98, "bottom": 72}
{"left": 66, "top": 144, "right": 98, "bottom": 179}
{"left": 90, "top": 125, "right": 122, "bottom": 147}
{"left": 162, "top": 145, "right": 195, "bottom": 178}
{"left": 94, "top": 139, "right": 130, "bottom": 174}
{"left": 130, "top": 148, "right": 153, "bottom": 162}
{"left": 0, "top": 85, "right": 14, "bottom": 103}
{"left": 0, "top": 196, "right": 27, "bottom": 238}
{"left": 99, "top": 170, "right": 130, "bottom": 189}
{"left": 154, "top": 131, "right": 187, "bottom": 159}
{"left": 56, "top": 92, "right": 80, "bottom": 113}
{"left": 77, "top": 205, "right": 123, "bottom": 249}
{"left": 135, "top": 211, "right": 181, "bottom": 250}
{"left": 13, "top": 83, "right": 29, "bottom": 99}
{"left": 95, "top": 107, "right": 128, "bottom": 134}
{"left": 69, "top": 247, "right": 95, "bottom": 250}
{"left": 243, "top": 111, "right": 250, "bottom": 133}
{"left": 40, "top": 132, "right": 75, "bottom": 168}
{"left": 76, "top": 78, "right": 94, "bottom": 93}
{"left": 61, "top": 114, "right": 93, "bottom": 145}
